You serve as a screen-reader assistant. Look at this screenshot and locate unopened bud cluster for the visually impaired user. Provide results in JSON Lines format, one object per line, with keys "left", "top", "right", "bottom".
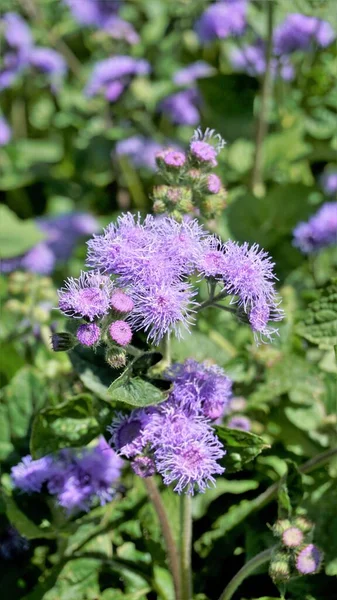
{"left": 269, "top": 516, "right": 323, "bottom": 584}
{"left": 153, "top": 128, "right": 227, "bottom": 220}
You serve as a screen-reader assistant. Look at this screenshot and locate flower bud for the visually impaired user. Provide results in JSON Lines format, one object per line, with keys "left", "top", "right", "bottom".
{"left": 109, "top": 320, "right": 132, "bottom": 347}
{"left": 269, "top": 552, "right": 291, "bottom": 584}
{"left": 293, "top": 516, "right": 313, "bottom": 534}
{"left": 273, "top": 519, "right": 292, "bottom": 537}
{"left": 105, "top": 348, "right": 127, "bottom": 369}
{"left": 282, "top": 527, "right": 304, "bottom": 548}
{"left": 76, "top": 323, "right": 101, "bottom": 347}
{"left": 50, "top": 332, "right": 76, "bottom": 352}
{"left": 153, "top": 199, "right": 166, "bottom": 214}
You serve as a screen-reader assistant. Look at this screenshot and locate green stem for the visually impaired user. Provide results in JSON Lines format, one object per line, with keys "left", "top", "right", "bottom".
{"left": 251, "top": 0, "right": 274, "bottom": 195}
{"left": 144, "top": 477, "right": 181, "bottom": 600}
{"left": 197, "top": 291, "right": 229, "bottom": 312}
{"left": 180, "top": 494, "right": 193, "bottom": 600}
{"left": 218, "top": 547, "right": 275, "bottom": 600}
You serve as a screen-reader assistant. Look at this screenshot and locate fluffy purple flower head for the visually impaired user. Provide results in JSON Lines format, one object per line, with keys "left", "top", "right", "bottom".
{"left": 0, "top": 116, "right": 12, "bottom": 146}
{"left": 207, "top": 174, "right": 222, "bottom": 194}
{"left": 109, "top": 320, "right": 132, "bottom": 346}
{"left": 227, "top": 415, "right": 251, "bottom": 431}
{"left": 116, "top": 136, "right": 163, "bottom": 171}
{"left": 77, "top": 323, "right": 101, "bottom": 346}
{"left": 160, "top": 89, "right": 201, "bottom": 126}
{"left": 21, "top": 242, "right": 56, "bottom": 275}
{"left": 2, "top": 12, "right": 32, "bottom": 51}
{"left": 222, "top": 241, "right": 284, "bottom": 340}
{"left": 163, "top": 150, "right": 186, "bottom": 168}
{"left": 131, "top": 456, "right": 156, "bottom": 478}
{"left": 190, "top": 128, "right": 226, "bottom": 167}
{"left": 195, "top": 1, "right": 247, "bottom": 44}
{"left": 296, "top": 544, "right": 323, "bottom": 575}
{"left": 173, "top": 61, "right": 215, "bottom": 86}
{"left": 274, "top": 14, "right": 335, "bottom": 55}
{"left": 196, "top": 237, "right": 228, "bottom": 278}
{"left": 85, "top": 56, "right": 150, "bottom": 101}
{"left": 58, "top": 271, "right": 114, "bottom": 321}
{"left": 282, "top": 527, "right": 304, "bottom": 548}
{"left": 153, "top": 410, "right": 225, "bottom": 495}
{"left": 111, "top": 290, "right": 134, "bottom": 313}
{"left": 293, "top": 202, "right": 337, "bottom": 253}
{"left": 11, "top": 455, "right": 52, "bottom": 493}
{"left": 166, "top": 359, "right": 232, "bottom": 420}
{"left": 64, "top": 0, "right": 120, "bottom": 28}
{"left": 128, "top": 281, "right": 197, "bottom": 345}
{"left": 321, "top": 171, "right": 337, "bottom": 196}
{"left": 107, "top": 410, "right": 152, "bottom": 458}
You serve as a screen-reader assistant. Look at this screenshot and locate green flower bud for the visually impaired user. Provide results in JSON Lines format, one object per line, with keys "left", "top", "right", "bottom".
{"left": 269, "top": 552, "right": 291, "bottom": 584}
{"left": 50, "top": 332, "right": 76, "bottom": 352}
{"left": 106, "top": 348, "right": 127, "bottom": 369}
{"left": 293, "top": 516, "right": 313, "bottom": 534}
{"left": 273, "top": 519, "right": 292, "bottom": 537}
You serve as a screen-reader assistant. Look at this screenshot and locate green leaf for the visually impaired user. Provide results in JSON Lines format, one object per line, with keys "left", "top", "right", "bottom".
{"left": 108, "top": 376, "right": 166, "bottom": 407}
{"left": 0, "top": 206, "right": 46, "bottom": 258}
{"left": 297, "top": 279, "right": 337, "bottom": 348}
{"left": 3, "top": 491, "right": 54, "bottom": 540}
{"left": 192, "top": 478, "right": 259, "bottom": 520}
{"left": 15, "top": 137, "right": 63, "bottom": 168}
{"left": 278, "top": 461, "right": 303, "bottom": 518}
{"left": 30, "top": 394, "right": 100, "bottom": 458}
{"left": 4, "top": 367, "right": 47, "bottom": 439}
{"left": 215, "top": 426, "right": 269, "bottom": 473}
{"left": 69, "top": 345, "right": 118, "bottom": 400}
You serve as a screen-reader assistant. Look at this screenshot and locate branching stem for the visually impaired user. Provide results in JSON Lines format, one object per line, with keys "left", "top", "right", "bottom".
{"left": 218, "top": 547, "right": 275, "bottom": 600}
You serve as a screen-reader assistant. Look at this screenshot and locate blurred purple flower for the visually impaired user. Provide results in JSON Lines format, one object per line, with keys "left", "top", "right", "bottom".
{"left": 173, "top": 61, "right": 215, "bottom": 86}
{"left": 293, "top": 202, "right": 337, "bottom": 253}
{"left": 104, "top": 16, "right": 139, "bottom": 45}
{"left": 64, "top": 0, "right": 120, "bottom": 28}
{"left": 227, "top": 415, "right": 251, "bottom": 431}
{"left": 195, "top": 1, "right": 247, "bottom": 44}
{"left": 230, "top": 41, "right": 295, "bottom": 80}
{"left": 21, "top": 242, "right": 56, "bottom": 275}
{"left": 116, "top": 135, "right": 163, "bottom": 170}
{"left": 0, "top": 116, "right": 12, "bottom": 145}
{"left": 160, "top": 89, "right": 201, "bottom": 126}
{"left": 29, "top": 47, "right": 67, "bottom": 81}
{"left": 321, "top": 170, "right": 337, "bottom": 196}
{"left": 11, "top": 455, "right": 52, "bottom": 493}
{"left": 2, "top": 12, "right": 32, "bottom": 51}
{"left": 85, "top": 56, "right": 150, "bottom": 101}
{"left": 274, "top": 13, "right": 335, "bottom": 55}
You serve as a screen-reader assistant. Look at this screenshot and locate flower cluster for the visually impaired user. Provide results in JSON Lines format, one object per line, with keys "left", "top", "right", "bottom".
{"left": 115, "top": 136, "right": 165, "bottom": 171}
{"left": 269, "top": 517, "right": 323, "bottom": 583}
{"left": 293, "top": 202, "right": 337, "bottom": 254}
{"left": 108, "top": 359, "right": 230, "bottom": 494}
{"left": 153, "top": 128, "right": 227, "bottom": 219}
{"left": 11, "top": 437, "right": 123, "bottom": 513}
{"left": 0, "top": 212, "right": 99, "bottom": 275}
{"left": 230, "top": 41, "right": 295, "bottom": 81}
{"left": 274, "top": 13, "right": 335, "bottom": 55}
{"left": 0, "top": 13, "right": 67, "bottom": 92}
{"left": 195, "top": 1, "right": 248, "bottom": 44}
{"left": 85, "top": 55, "right": 150, "bottom": 102}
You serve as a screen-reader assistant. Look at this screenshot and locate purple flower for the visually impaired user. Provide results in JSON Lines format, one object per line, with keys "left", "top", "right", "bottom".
{"left": 107, "top": 410, "right": 152, "bottom": 457}
{"left": 321, "top": 170, "right": 337, "bottom": 196}
{"left": 76, "top": 323, "right": 101, "bottom": 346}
{"left": 296, "top": 544, "right": 323, "bottom": 575}
{"left": 162, "top": 150, "right": 186, "bottom": 168}
{"left": 221, "top": 241, "right": 284, "bottom": 341}
{"left": 293, "top": 202, "right": 337, "bottom": 253}
{"left": 85, "top": 56, "right": 150, "bottom": 101}
{"left": 37, "top": 212, "right": 99, "bottom": 262}
{"left": 190, "top": 128, "right": 226, "bottom": 167}
{"left": 111, "top": 290, "right": 134, "bottom": 313}
{"left": 58, "top": 271, "right": 114, "bottom": 321}
{"left": 195, "top": 1, "right": 247, "bottom": 44}
{"left": 282, "top": 527, "right": 304, "bottom": 548}
{"left": 230, "top": 41, "right": 295, "bottom": 80}
{"left": 160, "top": 89, "right": 201, "bottom": 126}
{"left": 109, "top": 320, "right": 132, "bottom": 346}
{"left": 64, "top": 0, "right": 120, "bottom": 29}
{"left": 153, "top": 410, "right": 225, "bottom": 495}
{"left": 11, "top": 455, "right": 52, "bottom": 493}
{"left": 207, "top": 174, "right": 221, "bottom": 194}
{"left": 131, "top": 456, "right": 156, "bottom": 478}
{"left": 28, "top": 47, "right": 67, "bottom": 82}
{"left": 227, "top": 415, "right": 251, "bottom": 431}
{"left": 116, "top": 136, "right": 164, "bottom": 170}
{"left": 104, "top": 17, "right": 139, "bottom": 45}
{"left": 173, "top": 61, "right": 215, "bottom": 85}
{"left": 2, "top": 13, "right": 32, "bottom": 51}
{"left": 0, "top": 116, "right": 12, "bottom": 146}
{"left": 21, "top": 242, "right": 56, "bottom": 275}
{"left": 274, "top": 14, "right": 335, "bottom": 55}
{"left": 196, "top": 236, "right": 228, "bottom": 278}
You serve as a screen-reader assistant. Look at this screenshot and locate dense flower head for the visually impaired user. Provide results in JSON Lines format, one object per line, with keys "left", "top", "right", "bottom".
{"left": 131, "top": 456, "right": 156, "bottom": 478}
{"left": 110, "top": 290, "right": 134, "bottom": 313}
{"left": 0, "top": 116, "right": 12, "bottom": 146}
{"left": 107, "top": 410, "right": 152, "bottom": 457}
{"left": 85, "top": 56, "right": 150, "bottom": 101}
{"left": 282, "top": 527, "right": 304, "bottom": 548}
{"left": 173, "top": 61, "right": 215, "bottom": 85}
{"left": 11, "top": 438, "right": 123, "bottom": 513}
{"left": 163, "top": 150, "right": 186, "bottom": 168}
{"left": 296, "top": 544, "right": 323, "bottom": 575}
{"left": 195, "top": 0, "right": 247, "bottom": 44}
{"left": 160, "top": 89, "right": 201, "bottom": 126}
{"left": 58, "top": 271, "right": 114, "bottom": 321}
{"left": 207, "top": 174, "right": 222, "bottom": 194}
{"left": 293, "top": 202, "right": 337, "bottom": 253}
{"left": 274, "top": 14, "right": 335, "bottom": 55}
{"left": 227, "top": 415, "right": 251, "bottom": 431}
{"left": 109, "top": 320, "right": 133, "bottom": 346}
{"left": 115, "top": 136, "right": 164, "bottom": 171}
{"left": 77, "top": 322, "right": 101, "bottom": 346}
{"left": 321, "top": 170, "right": 337, "bottom": 196}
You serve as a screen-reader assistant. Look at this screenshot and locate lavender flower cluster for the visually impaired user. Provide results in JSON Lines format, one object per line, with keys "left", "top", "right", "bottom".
{"left": 0, "top": 13, "right": 67, "bottom": 92}
{"left": 108, "top": 359, "right": 232, "bottom": 494}
{"left": 11, "top": 437, "right": 123, "bottom": 513}
{"left": 293, "top": 202, "right": 337, "bottom": 254}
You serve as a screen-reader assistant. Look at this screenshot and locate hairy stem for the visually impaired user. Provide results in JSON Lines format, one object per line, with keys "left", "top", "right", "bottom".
{"left": 218, "top": 547, "right": 275, "bottom": 600}
{"left": 180, "top": 494, "right": 193, "bottom": 600}
{"left": 144, "top": 477, "right": 181, "bottom": 600}
{"left": 251, "top": 0, "right": 274, "bottom": 194}
{"left": 197, "top": 290, "right": 230, "bottom": 312}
